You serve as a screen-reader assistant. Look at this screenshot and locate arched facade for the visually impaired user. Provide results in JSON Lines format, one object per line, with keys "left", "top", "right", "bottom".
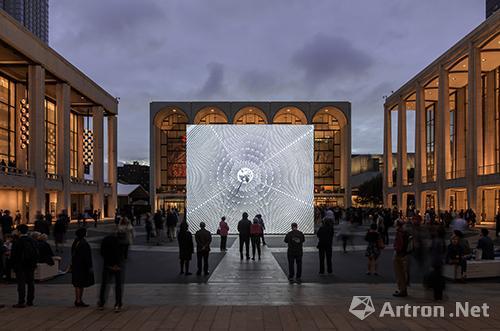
{"left": 150, "top": 102, "right": 351, "bottom": 211}
{"left": 273, "top": 107, "right": 307, "bottom": 124}
{"left": 233, "top": 106, "right": 267, "bottom": 124}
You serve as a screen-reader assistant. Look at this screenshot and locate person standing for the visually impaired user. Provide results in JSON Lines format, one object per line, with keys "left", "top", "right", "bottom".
{"left": 393, "top": 220, "right": 409, "bottom": 297}
{"left": 495, "top": 209, "right": 500, "bottom": 238}
{"left": 365, "top": 224, "right": 382, "bottom": 275}
{"left": 166, "top": 209, "right": 178, "bottom": 241}
{"left": 317, "top": 219, "right": 334, "bottom": 274}
{"left": 218, "top": 216, "right": 229, "bottom": 251}
{"left": 177, "top": 222, "right": 193, "bottom": 275}
{"left": 477, "top": 228, "right": 495, "bottom": 260}
{"left": 117, "top": 217, "right": 135, "bottom": 259}
{"left": 145, "top": 213, "right": 153, "bottom": 243}
{"left": 34, "top": 212, "right": 49, "bottom": 236}
{"left": 250, "top": 217, "right": 263, "bottom": 260}
{"left": 14, "top": 210, "right": 21, "bottom": 226}
{"left": 195, "top": 222, "right": 212, "bottom": 276}
{"left": 1, "top": 210, "right": 13, "bottom": 240}
{"left": 10, "top": 224, "right": 38, "bottom": 308}
{"left": 429, "top": 226, "right": 446, "bottom": 300}
{"left": 256, "top": 214, "right": 267, "bottom": 246}
{"left": 284, "top": 223, "right": 305, "bottom": 283}
{"left": 71, "top": 228, "right": 94, "bottom": 307}
{"left": 237, "top": 212, "right": 252, "bottom": 260}
{"left": 98, "top": 232, "right": 128, "bottom": 312}
{"left": 92, "top": 210, "right": 99, "bottom": 228}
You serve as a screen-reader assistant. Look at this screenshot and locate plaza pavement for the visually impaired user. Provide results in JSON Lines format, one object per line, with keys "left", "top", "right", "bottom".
{"left": 1, "top": 222, "right": 500, "bottom": 329}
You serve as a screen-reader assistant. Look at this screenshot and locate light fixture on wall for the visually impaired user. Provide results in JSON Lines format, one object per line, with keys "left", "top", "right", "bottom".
{"left": 19, "top": 98, "right": 30, "bottom": 149}
{"left": 83, "top": 110, "right": 93, "bottom": 173}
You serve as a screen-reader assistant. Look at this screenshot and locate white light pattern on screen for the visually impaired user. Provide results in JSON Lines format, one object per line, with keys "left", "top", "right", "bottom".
{"left": 186, "top": 125, "right": 314, "bottom": 234}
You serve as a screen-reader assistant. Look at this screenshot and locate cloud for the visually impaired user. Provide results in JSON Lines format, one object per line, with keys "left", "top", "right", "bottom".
{"left": 291, "top": 34, "right": 374, "bottom": 85}
{"left": 196, "top": 63, "right": 225, "bottom": 99}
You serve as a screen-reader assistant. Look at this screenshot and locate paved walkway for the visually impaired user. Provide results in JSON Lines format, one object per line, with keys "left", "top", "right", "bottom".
{"left": 209, "top": 238, "right": 289, "bottom": 283}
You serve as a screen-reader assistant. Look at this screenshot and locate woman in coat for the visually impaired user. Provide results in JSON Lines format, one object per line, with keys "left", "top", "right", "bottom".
{"left": 71, "top": 228, "right": 94, "bottom": 307}
{"left": 218, "top": 216, "right": 229, "bottom": 251}
{"left": 177, "top": 222, "right": 194, "bottom": 275}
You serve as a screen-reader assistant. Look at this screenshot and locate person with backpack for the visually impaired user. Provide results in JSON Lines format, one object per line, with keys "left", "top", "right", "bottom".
{"left": 10, "top": 224, "right": 38, "bottom": 307}
{"left": 393, "top": 220, "right": 410, "bottom": 297}
{"left": 284, "top": 223, "right": 305, "bottom": 283}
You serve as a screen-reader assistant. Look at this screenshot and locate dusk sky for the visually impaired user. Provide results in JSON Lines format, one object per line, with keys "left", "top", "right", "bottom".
{"left": 50, "top": 0, "right": 484, "bottom": 164}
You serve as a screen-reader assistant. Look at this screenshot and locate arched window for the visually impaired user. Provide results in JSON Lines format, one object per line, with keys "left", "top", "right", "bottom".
{"left": 194, "top": 107, "right": 228, "bottom": 124}
{"left": 233, "top": 107, "right": 267, "bottom": 124}
{"left": 273, "top": 107, "right": 307, "bottom": 124}
{"left": 312, "top": 109, "right": 343, "bottom": 193}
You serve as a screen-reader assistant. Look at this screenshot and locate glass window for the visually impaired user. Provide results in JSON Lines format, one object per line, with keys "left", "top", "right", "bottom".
{"left": 0, "top": 74, "right": 16, "bottom": 164}
{"left": 313, "top": 113, "right": 341, "bottom": 192}
{"left": 70, "top": 112, "right": 78, "bottom": 177}
{"left": 425, "top": 103, "right": 435, "bottom": 181}
{"left": 160, "top": 113, "right": 187, "bottom": 191}
{"left": 45, "top": 99, "right": 57, "bottom": 174}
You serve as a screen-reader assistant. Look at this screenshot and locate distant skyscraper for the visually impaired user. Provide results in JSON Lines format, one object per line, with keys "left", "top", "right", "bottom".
{"left": 487, "top": 0, "right": 500, "bottom": 18}
{"left": 0, "top": 0, "right": 48, "bottom": 43}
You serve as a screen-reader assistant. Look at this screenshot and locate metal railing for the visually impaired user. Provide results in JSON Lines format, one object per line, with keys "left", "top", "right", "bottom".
{"left": 446, "top": 169, "right": 466, "bottom": 180}
{"left": 422, "top": 174, "right": 436, "bottom": 183}
{"left": 46, "top": 173, "right": 61, "bottom": 180}
{"left": 478, "top": 164, "right": 499, "bottom": 176}
{"left": 0, "top": 166, "right": 34, "bottom": 177}
{"left": 70, "top": 177, "right": 97, "bottom": 185}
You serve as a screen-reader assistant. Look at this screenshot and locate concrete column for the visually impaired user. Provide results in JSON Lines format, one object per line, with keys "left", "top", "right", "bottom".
{"left": 92, "top": 106, "right": 104, "bottom": 213}
{"left": 341, "top": 119, "right": 352, "bottom": 208}
{"left": 397, "top": 99, "right": 408, "bottom": 187}
{"left": 414, "top": 82, "right": 425, "bottom": 212}
{"left": 484, "top": 71, "right": 496, "bottom": 173}
{"left": 28, "top": 65, "right": 45, "bottom": 223}
{"left": 437, "top": 66, "right": 450, "bottom": 211}
{"left": 466, "top": 44, "right": 481, "bottom": 211}
{"left": 149, "top": 115, "right": 157, "bottom": 209}
{"left": 56, "top": 83, "right": 71, "bottom": 214}
{"left": 107, "top": 115, "right": 118, "bottom": 216}
{"left": 383, "top": 105, "right": 392, "bottom": 207}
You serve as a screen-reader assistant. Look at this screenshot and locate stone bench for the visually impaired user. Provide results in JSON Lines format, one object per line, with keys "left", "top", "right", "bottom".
{"left": 11, "top": 256, "right": 62, "bottom": 281}
{"left": 443, "top": 258, "right": 500, "bottom": 279}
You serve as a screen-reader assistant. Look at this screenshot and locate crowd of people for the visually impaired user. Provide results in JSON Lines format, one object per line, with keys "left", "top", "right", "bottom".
{"left": 0, "top": 204, "right": 499, "bottom": 311}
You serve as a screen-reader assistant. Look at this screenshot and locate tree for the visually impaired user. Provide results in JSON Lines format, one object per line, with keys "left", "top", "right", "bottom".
{"left": 356, "top": 174, "right": 383, "bottom": 206}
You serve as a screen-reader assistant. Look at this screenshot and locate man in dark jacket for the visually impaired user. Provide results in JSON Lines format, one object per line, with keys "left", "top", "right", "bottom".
{"left": 317, "top": 219, "right": 334, "bottom": 274}
{"left": 393, "top": 220, "right": 409, "bottom": 297}
{"left": 34, "top": 211, "right": 49, "bottom": 236}
{"left": 0, "top": 210, "right": 13, "bottom": 238}
{"left": 10, "top": 224, "right": 38, "bottom": 307}
{"left": 237, "top": 212, "right": 252, "bottom": 260}
{"left": 285, "top": 223, "right": 305, "bottom": 283}
{"left": 195, "top": 222, "right": 212, "bottom": 275}
{"left": 98, "top": 232, "right": 128, "bottom": 312}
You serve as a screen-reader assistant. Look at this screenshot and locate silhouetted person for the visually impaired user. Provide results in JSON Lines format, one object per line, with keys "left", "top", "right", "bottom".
{"left": 429, "top": 226, "right": 446, "bottom": 300}
{"left": 71, "top": 228, "right": 94, "bottom": 307}
{"left": 1, "top": 210, "right": 13, "bottom": 238}
{"left": 285, "top": 223, "right": 305, "bottom": 283}
{"left": 53, "top": 211, "right": 68, "bottom": 253}
{"left": 317, "top": 219, "right": 334, "bottom": 274}
{"left": 477, "top": 228, "right": 494, "bottom": 260}
{"left": 218, "top": 216, "right": 229, "bottom": 251}
{"left": 34, "top": 212, "right": 49, "bottom": 236}
{"left": 250, "top": 217, "right": 263, "bottom": 260}
{"left": 238, "top": 212, "right": 251, "bottom": 260}
{"left": 393, "top": 220, "right": 410, "bottom": 297}
{"left": 178, "top": 222, "right": 194, "bottom": 275}
{"left": 98, "top": 232, "right": 128, "bottom": 312}
{"left": 11, "top": 224, "right": 38, "bottom": 307}
{"left": 195, "top": 222, "right": 212, "bottom": 275}
{"left": 256, "top": 214, "right": 266, "bottom": 245}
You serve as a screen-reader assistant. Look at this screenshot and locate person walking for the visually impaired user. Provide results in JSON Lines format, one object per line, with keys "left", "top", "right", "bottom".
{"left": 53, "top": 212, "right": 67, "bottom": 253}
{"left": 10, "top": 224, "right": 38, "bottom": 308}
{"left": 14, "top": 210, "right": 21, "bottom": 226}
{"left": 429, "top": 226, "right": 446, "bottom": 300}
{"left": 317, "top": 219, "right": 334, "bottom": 274}
{"left": 337, "top": 217, "right": 351, "bottom": 253}
{"left": 237, "top": 212, "right": 251, "bottom": 260}
{"left": 92, "top": 210, "right": 99, "bottom": 228}
{"left": 117, "top": 217, "right": 135, "bottom": 259}
{"left": 166, "top": 209, "right": 178, "bottom": 241}
{"left": 393, "top": 220, "right": 410, "bottom": 297}
{"left": 218, "top": 216, "right": 229, "bottom": 251}
{"left": 365, "top": 224, "right": 382, "bottom": 275}
{"left": 71, "top": 228, "right": 94, "bottom": 307}
{"left": 98, "top": 232, "right": 128, "bottom": 312}
{"left": 256, "top": 214, "right": 267, "bottom": 245}
{"left": 250, "top": 217, "right": 263, "bottom": 260}
{"left": 177, "top": 222, "right": 193, "bottom": 275}
{"left": 154, "top": 210, "right": 164, "bottom": 245}
{"left": 195, "top": 222, "right": 212, "bottom": 276}
{"left": 145, "top": 213, "right": 153, "bottom": 243}
{"left": 284, "top": 223, "right": 305, "bottom": 283}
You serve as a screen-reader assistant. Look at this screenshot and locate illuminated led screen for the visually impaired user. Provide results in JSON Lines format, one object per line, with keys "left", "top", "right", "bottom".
{"left": 186, "top": 124, "right": 314, "bottom": 234}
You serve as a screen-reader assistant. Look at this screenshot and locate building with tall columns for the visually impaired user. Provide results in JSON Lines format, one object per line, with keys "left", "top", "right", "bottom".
{"left": 383, "top": 10, "right": 500, "bottom": 222}
{"left": 0, "top": 10, "right": 118, "bottom": 222}
{"left": 150, "top": 102, "right": 351, "bottom": 213}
